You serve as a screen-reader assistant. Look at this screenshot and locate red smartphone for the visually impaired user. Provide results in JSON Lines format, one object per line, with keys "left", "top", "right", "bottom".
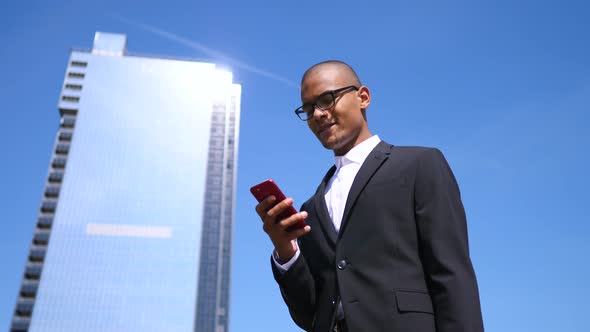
{"left": 250, "top": 179, "right": 307, "bottom": 231}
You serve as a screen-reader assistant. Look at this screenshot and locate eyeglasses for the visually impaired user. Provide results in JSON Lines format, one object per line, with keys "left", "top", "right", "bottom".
{"left": 294, "top": 85, "right": 359, "bottom": 121}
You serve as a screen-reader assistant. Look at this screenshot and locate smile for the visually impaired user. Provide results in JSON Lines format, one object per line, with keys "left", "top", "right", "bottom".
{"left": 318, "top": 123, "right": 335, "bottom": 136}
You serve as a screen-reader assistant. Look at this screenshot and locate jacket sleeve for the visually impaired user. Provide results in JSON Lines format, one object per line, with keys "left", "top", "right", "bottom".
{"left": 414, "top": 148, "right": 485, "bottom": 332}
{"left": 271, "top": 245, "right": 316, "bottom": 331}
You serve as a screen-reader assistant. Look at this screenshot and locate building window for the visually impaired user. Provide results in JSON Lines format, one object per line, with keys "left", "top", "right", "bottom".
{"left": 61, "top": 96, "right": 80, "bottom": 103}
{"left": 40, "top": 201, "right": 57, "bottom": 213}
{"left": 25, "top": 264, "right": 43, "bottom": 280}
{"left": 61, "top": 116, "right": 76, "bottom": 128}
{"left": 33, "top": 232, "right": 50, "bottom": 245}
{"left": 44, "top": 186, "right": 60, "bottom": 198}
{"left": 64, "top": 84, "right": 83, "bottom": 91}
{"left": 70, "top": 60, "right": 88, "bottom": 67}
{"left": 67, "top": 72, "right": 85, "bottom": 79}
{"left": 68, "top": 71, "right": 86, "bottom": 79}
{"left": 51, "top": 158, "right": 66, "bottom": 169}
{"left": 20, "top": 282, "right": 38, "bottom": 298}
{"left": 58, "top": 131, "right": 73, "bottom": 142}
{"left": 29, "top": 248, "right": 46, "bottom": 262}
{"left": 24, "top": 265, "right": 42, "bottom": 280}
{"left": 10, "top": 318, "right": 31, "bottom": 331}
{"left": 59, "top": 108, "right": 78, "bottom": 116}
{"left": 48, "top": 172, "right": 63, "bottom": 183}
{"left": 55, "top": 144, "right": 69, "bottom": 155}
{"left": 37, "top": 216, "right": 53, "bottom": 228}
{"left": 15, "top": 300, "right": 34, "bottom": 316}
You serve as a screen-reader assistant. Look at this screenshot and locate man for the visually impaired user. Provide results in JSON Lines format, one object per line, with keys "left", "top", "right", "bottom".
{"left": 255, "top": 61, "right": 484, "bottom": 332}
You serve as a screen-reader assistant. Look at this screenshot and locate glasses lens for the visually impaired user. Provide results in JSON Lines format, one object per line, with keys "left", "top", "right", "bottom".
{"left": 304, "top": 105, "right": 316, "bottom": 120}
{"left": 316, "top": 93, "right": 334, "bottom": 111}
{"left": 295, "top": 107, "right": 308, "bottom": 120}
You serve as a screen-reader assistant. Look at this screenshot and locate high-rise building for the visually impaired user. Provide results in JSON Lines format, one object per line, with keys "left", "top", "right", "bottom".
{"left": 11, "top": 32, "right": 241, "bottom": 332}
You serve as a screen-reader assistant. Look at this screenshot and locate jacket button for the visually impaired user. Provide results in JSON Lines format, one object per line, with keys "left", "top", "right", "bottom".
{"left": 337, "top": 260, "right": 348, "bottom": 270}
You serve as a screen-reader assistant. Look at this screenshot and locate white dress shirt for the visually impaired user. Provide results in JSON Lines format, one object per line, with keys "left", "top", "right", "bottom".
{"left": 273, "top": 135, "right": 381, "bottom": 271}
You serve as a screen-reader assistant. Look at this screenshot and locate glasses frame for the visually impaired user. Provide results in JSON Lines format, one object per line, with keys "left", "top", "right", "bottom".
{"left": 294, "top": 85, "right": 359, "bottom": 121}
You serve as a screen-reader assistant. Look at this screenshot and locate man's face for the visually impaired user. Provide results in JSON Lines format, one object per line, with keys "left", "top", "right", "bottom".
{"left": 301, "top": 66, "right": 371, "bottom": 156}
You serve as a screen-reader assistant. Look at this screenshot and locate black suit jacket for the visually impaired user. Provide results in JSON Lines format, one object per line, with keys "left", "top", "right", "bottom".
{"left": 272, "top": 142, "right": 484, "bottom": 332}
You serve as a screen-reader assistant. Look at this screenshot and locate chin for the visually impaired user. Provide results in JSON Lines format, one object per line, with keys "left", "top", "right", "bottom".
{"left": 317, "top": 133, "right": 342, "bottom": 151}
{"left": 321, "top": 140, "right": 340, "bottom": 152}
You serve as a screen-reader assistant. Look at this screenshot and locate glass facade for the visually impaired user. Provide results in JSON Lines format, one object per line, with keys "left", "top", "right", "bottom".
{"left": 195, "top": 95, "right": 239, "bottom": 332}
{"left": 11, "top": 32, "right": 240, "bottom": 332}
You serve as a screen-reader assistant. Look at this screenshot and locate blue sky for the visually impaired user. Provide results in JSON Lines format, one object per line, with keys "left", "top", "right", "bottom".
{"left": 1, "top": 0, "right": 589, "bottom": 331}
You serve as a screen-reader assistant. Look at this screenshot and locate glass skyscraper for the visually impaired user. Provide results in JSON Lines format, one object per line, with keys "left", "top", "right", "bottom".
{"left": 11, "top": 32, "right": 241, "bottom": 332}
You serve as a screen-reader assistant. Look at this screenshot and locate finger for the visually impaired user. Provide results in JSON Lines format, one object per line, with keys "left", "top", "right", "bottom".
{"left": 255, "top": 195, "right": 277, "bottom": 217}
{"left": 263, "top": 209, "right": 304, "bottom": 235}
{"left": 264, "top": 198, "right": 297, "bottom": 231}
{"left": 284, "top": 225, "right": 312, "bottom": 241}
{"left": 266, "top": 198, "right": 294, "bottom": 219}
{"left": 277, "top": 210, "right": 307, "bottom": 228}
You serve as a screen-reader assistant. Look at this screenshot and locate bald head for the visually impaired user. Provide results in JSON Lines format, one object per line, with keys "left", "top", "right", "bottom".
{"left": 301, "top": 60, "right": 362, "bottom": 87}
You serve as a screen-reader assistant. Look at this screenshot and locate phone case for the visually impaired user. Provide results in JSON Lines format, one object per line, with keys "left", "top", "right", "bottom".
{"left": 250, "top": 179, "right": 307, "bottom": 231}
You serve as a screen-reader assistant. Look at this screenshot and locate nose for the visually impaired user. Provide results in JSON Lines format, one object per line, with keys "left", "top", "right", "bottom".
{"left": 311, "top": 105, "right": 327, "bottom": 120}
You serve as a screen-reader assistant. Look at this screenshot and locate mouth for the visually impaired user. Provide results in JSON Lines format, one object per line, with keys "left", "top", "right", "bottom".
{"left": 317, "top": 123, "right": 335, "bottom": 136}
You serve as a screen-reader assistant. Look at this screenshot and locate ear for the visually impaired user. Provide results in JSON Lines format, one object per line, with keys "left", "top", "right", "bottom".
{"left": 358, "top": 86, "right": 371, "bottom": 110}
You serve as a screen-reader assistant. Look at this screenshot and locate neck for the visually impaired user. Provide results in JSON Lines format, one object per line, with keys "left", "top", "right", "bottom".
{"left": 333, "top": 130, "right": 372, "bottom": 156}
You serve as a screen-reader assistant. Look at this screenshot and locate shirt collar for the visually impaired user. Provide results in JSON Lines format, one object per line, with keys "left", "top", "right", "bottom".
{"left": 334, "top": 135, "right": 381, "bottom": 169}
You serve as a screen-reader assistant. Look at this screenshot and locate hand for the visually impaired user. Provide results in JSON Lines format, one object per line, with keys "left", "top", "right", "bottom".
{"left": 255, "top": 196, "right": 311, "bottom": 262}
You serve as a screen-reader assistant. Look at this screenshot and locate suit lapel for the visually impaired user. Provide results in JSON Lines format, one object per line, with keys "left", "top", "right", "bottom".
{"left": 338, "top": 141, "right": 392, "bottom": 239}
{"left": 313, "top": 165, "right": 338, "bottom": 247}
